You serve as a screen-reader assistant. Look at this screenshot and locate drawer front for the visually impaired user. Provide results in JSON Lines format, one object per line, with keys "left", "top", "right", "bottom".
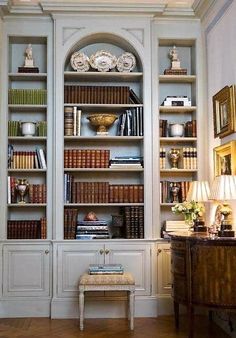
{"left": 171, "top": 252, "right": 186, "bottom": 275}
{"left": 172, "top": 275, "right": 187, "bottom": 303}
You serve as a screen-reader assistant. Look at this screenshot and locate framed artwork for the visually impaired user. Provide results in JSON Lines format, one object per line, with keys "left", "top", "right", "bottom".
{"left": 213, "top": 85, "right": 236, "bottom": 138}
{"left": 214, "top": 141, "right": 236, "bottom": 176}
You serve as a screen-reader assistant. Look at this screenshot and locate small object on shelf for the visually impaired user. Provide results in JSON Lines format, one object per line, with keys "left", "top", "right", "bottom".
{"left": 84, "top": 212, "right": 98, "bottom": 221}
{"left": 116, "top": 52, "right": 136, "bottom": 72}
{"left": 15, "top": 178, "right": 29, "bottom": 204}
{"left": 162, "top": 96, "right": 191, "bottom": 107}
{"left": 21, "top": 122, "right": 36, "bottom": 137}
{"left": 170, "top": 182, "right": 180, "bottom": 204}
{"left": 168, "top": 148, "right": 180, "bottom": 169}
{"left": 89, "top": 50, "right": 117, "bottom": 72}
{"left": 18, "top": 44, "right": 39, "bottom": 73}
{"left": 164, "top": 45, "right": 187, "bottom": 75}
{"left": 87, "top": 113, "right": 118, "bottom": 135}
{"left": 70, "top": 51, "right": 90, "bottom": 72}
{"left": 169, "top": 123, "right": 185, "bottom": 137}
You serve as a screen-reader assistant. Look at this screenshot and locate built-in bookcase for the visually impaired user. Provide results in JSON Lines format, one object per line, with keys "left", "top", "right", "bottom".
{"left": 158, "top": 39, "right": 198, "bottom": 229}
{"left": 63, "top": 41, "right": 145, "bottom": 240}
{"left": 7, "top": 36, "right": 48, "bottom": 239}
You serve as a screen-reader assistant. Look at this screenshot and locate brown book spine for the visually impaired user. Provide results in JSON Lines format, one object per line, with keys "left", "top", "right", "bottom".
{"left": 118, "top": 185, "right": 124, "bottom": 203}
{"left": 133, "top": 185, "right": 139, "bottom": 203}
{"left": 95, "top": 150, "right": 101, "bottom": 168}
{"left": 128, "top": 185, "right": 134, "bottom": 203}
{"left": 138, "top": 185, "right": 144, "bottom": 203}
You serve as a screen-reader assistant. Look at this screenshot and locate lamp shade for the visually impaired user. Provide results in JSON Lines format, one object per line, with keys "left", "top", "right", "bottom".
{"left": 209, "top": 175, "right": 236, "bottom": 201}
{"left": 186, "top": 180, "right": 210, "bottom": 202}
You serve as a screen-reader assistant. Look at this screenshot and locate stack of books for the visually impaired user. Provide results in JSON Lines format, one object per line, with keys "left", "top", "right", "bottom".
{"left": 117, "top": 108, "right": 143, "bottom": 136}
{"left": 76, "top": 219, "right": 110, "bottom": 240}
{"left": 109, "top": 156, "right": 143, "bottom": 169}
{"left": 88, "top": 264, "right": 124, "bottom": 275}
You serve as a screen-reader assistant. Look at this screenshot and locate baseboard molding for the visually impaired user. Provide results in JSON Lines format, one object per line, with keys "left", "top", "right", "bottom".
{"left": 156, "top": 294, "right": 173, "bottom": 316}
{"left": 0, "top": 298, "right": 51, "bottom": 318}
{"left": 51, "top": 296, "right": 159, "bottom": 319}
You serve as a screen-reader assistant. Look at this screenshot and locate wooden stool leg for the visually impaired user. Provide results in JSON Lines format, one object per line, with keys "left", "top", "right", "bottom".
{"left": 129, "top": 290, "right": 135, "bottom": 330}
{"left": 174, "top": 301, "right": 179, "bottom": 329}
{"left": 79, "top": 289, "right": 84, "bottom": 331}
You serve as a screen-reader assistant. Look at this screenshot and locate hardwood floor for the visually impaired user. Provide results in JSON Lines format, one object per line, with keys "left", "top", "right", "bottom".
{"left": 0, "top": 316, "right": 229, "bottom": 338}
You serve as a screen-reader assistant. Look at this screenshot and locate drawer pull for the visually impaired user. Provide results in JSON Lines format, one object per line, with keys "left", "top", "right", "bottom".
{"left": 99, "top": 249, "right": 104, "bottom": 255}
{"left": 105, "top": 249, "right": 110, "bottom": 255}
{"left": 45, "top": 250, "right": 49, "bottom": 254}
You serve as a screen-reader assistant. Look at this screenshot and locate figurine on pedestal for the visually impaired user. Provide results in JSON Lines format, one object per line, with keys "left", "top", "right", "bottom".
{"left": 164, "top": 45, "right": 187, "bottom": 75}
{"left": 18, "top": 44, "right": 39, "bottom": 73}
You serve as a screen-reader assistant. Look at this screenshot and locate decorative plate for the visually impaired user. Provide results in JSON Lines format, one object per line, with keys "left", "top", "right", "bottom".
{"left": 116, "top": 52, "right": 136, "bottom": 72}
{"left": 70, "top": 51, "right": 90, "bottom": 72}
{"left": 89, "top": 50, "right": 117, "bottom": 72}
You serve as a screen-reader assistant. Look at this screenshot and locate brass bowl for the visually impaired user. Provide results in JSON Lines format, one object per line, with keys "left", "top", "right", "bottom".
{"left": 87, "top": 113, "right": 118, "bottom": 135}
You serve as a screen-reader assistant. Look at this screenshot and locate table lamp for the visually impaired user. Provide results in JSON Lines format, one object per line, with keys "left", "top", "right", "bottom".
{"left": 186, "top": 180, "right": 210, "bottom": 232}
{"left": 209, "top": 175, "right": 236, "bottom": 237}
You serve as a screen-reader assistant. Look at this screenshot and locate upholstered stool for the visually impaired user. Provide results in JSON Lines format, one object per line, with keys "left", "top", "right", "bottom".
{"left": 79, "top": 272, "right": 135, "bottom": 330}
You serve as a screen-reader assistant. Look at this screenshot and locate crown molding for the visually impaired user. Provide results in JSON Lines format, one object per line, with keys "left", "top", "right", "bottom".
{"left": 162, "top": 6, "right": 195, "bottom": 16}
{"left": 192, "top": 0, "right": 216, "bottom": 19}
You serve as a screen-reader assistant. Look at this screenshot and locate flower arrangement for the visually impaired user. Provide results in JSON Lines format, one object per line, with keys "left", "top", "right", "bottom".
{"left": 171, "top": 200, "right": 205, "bottom": 224}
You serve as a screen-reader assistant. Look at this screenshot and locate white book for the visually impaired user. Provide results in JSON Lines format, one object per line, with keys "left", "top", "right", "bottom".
{"left": 164, "top": 101, "right": 191, "bottom": 106}
{"left": 7, "top": 176, "right": 11, "bottom": 204}
{"left": 77, "top": 109, "right": 81, "bottom": 136}
{"left": 38, "top": 148, "right": 47, "bottom": 169}
{"left": 73, "top": 106, "right": 77, "bottom": 136}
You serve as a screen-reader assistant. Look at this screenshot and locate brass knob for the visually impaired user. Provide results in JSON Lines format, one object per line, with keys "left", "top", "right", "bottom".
{"left": 157, "top": 249, "right": 162, "bottom": 255}
{"left": 99, "top": 249, "right": 104, "bottom": 255}
{"left": 45, "top": 250, "right": 49, "bottom": 254}
{"left": 105, "top": 249, "right": 110, "bottom": 255}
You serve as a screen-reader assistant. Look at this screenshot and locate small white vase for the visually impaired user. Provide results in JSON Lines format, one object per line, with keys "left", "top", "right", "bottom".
{"left": 21, "top": 122, "right": 36, "bottom": 137}
{"left": 169, "top": 123, "right": 185, "bottom": 137}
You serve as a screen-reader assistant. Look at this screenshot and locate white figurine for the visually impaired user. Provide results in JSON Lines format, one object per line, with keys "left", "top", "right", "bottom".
{"left": 169, "top": 45, "right": 181, "bottom": 69}
{"left": 24, "top": 44, "right": 34, "bottom": 67}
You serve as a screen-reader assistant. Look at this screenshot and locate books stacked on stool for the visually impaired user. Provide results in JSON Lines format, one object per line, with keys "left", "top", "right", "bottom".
{"left": 89, "top": 264, "right": 124, "bottom": 275}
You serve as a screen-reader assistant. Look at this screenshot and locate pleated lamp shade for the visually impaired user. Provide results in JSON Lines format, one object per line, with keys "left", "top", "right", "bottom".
{"left": 186, "top": 180, "right": 210, "bottom": 202}
{"left": 209, "top": 175, "right": 236, "bottom": 201}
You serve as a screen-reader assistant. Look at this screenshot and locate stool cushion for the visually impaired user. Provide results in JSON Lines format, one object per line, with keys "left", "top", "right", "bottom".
{"left": 79, "top": 272, "right": 135, "bottom": 285}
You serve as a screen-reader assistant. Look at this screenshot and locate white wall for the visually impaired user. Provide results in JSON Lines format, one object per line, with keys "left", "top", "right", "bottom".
{"left": 203, "top": 0, "right": 236, "bottom": 228}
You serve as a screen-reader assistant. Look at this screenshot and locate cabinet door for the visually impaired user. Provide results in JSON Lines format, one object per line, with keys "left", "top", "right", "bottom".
{"left": 56, "top": 243, "right": 103, "bottom": 297}
{"left": 157, "top": 243, "right": 172, "bottom": 295}
{"left": 3, "top": 244, "right": 50, "bottom": 297}
{"left": 105, "top": 243, "right": 151, "bottom": 296}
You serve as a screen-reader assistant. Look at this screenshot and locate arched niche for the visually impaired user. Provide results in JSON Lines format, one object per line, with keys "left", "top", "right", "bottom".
{"left": 64, "top": 32, "right": 143, "bottom": 72}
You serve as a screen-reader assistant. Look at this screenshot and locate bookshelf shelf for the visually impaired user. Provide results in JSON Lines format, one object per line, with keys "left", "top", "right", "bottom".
{"left": 64, "top": 71, "right": 143, "bottom": 82}
{"left": 160, "top": 203, "right": 175, "bottom": 207}
{"left": 8, "top": 203, "right": 47, "bottom": 207}
{"left": 9, "top": 73, "right": 47, "bottom": 81}
{"left": 64, "top": 168, "right": 144, "bottom": 172}
{"left": 8, "top": 136, "right": 47, "bottom": 141}
{"left": 159, "top": 106, "right": 196, "bottom": 113}
{"left": 159, "top": 75, "right": 196, "bottom": 83}
{"left": 8, "top": 104, "right": 47, "bottom": 111}
{"left": 64, "top": 203, "right": 144, "bottom": 207}
{"left": 160, "top": 137, "right": 197, "bottom": 142}
{"left": 8, "top": 169, "right": 47, "bottom": 173}
{"left": 160, "top": 169, "right": 197, "bottom": 173}
{"left": 64, "top": 103, "right": 143, "bottom": 112}
{"left": 64, "top": 136, "right": 143, "bottom": 141}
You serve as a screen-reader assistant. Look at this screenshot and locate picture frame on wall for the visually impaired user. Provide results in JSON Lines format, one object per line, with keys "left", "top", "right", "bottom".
{"left": 213, "top": 85, "right": 236, "bottom": 138}
{"left": 214, "top": 141, "right": 236, "bottom": 176}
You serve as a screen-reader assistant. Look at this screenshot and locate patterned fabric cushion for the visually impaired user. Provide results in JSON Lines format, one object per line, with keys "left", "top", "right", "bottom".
{"left": 79, "top": 272, "right": 135, "bottom": 285}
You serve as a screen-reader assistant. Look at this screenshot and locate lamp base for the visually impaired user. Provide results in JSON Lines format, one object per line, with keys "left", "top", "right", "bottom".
{"left": 193, "top": 220, "right": 207, "bottom": 232}
{"left": 218, "top": 230, "right": 235, "bottom": 237}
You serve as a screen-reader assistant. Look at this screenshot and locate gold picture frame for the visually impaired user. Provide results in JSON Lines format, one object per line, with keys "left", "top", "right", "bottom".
{"left": 214, "top": 141, "right": 236, "bottom": 176}
{"left": 213, "top": 85, "right": 236, "bottom": 138}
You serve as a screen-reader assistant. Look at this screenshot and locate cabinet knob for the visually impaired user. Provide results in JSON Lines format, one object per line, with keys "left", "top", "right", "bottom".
{"left": 157, "top": 249, "right": 162, "bottom": 255}
{"left": 99, "top": 249, "right": 104, "bottom": 255}
{"left": 105, "top": 249, "right": 110, "bottom": 255}
{"left": 45, "top": 250, "right": 49, "bottom": 254}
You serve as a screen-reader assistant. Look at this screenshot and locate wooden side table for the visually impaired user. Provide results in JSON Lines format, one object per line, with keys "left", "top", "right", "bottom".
{"left": 79, "top": 272, "right": 135, "bottom": 331}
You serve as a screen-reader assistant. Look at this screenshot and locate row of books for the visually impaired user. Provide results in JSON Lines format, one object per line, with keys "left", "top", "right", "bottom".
{"left": 64, "top": 208, "right": 78, "bottom": 240}
{"left": 124, "top": 206, "right": 144, "bottom": 239}
{"left": 64, "top": 175, "right": 144, "bottom": 204}
{"left": 159, "top": 119, "right": 197, "bottom": 137}
{"left": 64, "top": 107, "right": 81, "bottom": 136}
{"left": 76, "top": 220, "right": 109, "bottom": 240}
{"left": 164, "top": 68, "right": 187, "bottom": 75}
{"left": 160, "top": 147, "right": 198, "bottom": 170}
{"left": 160, "top": 181, "right": 191, "bottom": 204}
{"left": 117, "top": 108, "right": 143, "bottom": 136}
{"left": 8, "top": 120, "right": 47, "bottom": 137}
{"left": 8, "top": 89, "right": 47, "bottom": 105}
{"left": 64, "top": 149, "right": 110, "bottom": 168}
{"left": 7, "top": 217, "right": 47, "bottom": 239}
{"left": 88, "top": 264, "right": 124, "bottom": 275}
{"left": 64, "top": 86, "right": 142, "bottom": 105}
{"left": 8, "top": 145, "right": 47, "bottom": 169}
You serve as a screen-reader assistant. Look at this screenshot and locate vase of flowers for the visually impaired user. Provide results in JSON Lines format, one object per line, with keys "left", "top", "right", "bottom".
{"left": 171, "top": 200, "right": 205, "bottom": 230}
